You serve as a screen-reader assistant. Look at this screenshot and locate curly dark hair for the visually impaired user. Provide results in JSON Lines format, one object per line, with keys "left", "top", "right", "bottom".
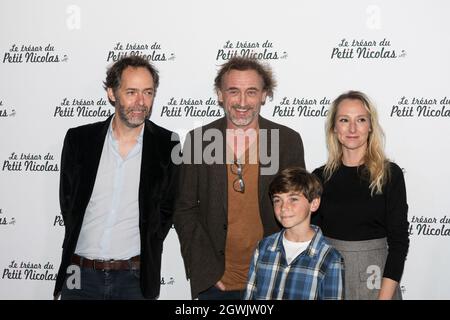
{"left": 103, "top": 55, "right": 159, "bottom": 92}
{"left": 214, "top": 57, "right": 276, "bottom": 99}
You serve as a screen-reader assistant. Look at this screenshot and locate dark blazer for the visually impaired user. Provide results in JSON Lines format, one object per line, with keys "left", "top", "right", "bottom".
{"left": 53, "top": 115, "right": 179, "bottom": 299}
{"left": 173, "top": 116, "right": 305, "bottom": 298}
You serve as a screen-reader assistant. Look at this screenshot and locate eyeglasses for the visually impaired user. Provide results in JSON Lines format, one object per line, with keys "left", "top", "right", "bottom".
{"left": 231, "top": 161, "right": 245, "bottom": 193}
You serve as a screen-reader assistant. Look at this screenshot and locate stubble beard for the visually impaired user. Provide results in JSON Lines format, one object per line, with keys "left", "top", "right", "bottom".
{"left": 117, "top": 102, "right": 151, "bottom": 128}
{"left": 227, "top": 104, "right": 258, "bottom": 128}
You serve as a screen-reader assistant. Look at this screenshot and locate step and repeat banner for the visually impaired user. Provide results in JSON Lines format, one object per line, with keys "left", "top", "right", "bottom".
{"left": 1, "top": 0, "right": 449, "bottom": 299}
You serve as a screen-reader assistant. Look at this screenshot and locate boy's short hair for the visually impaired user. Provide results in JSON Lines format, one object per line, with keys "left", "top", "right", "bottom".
{"left": 269, "top": 167, "right": 323, "bottom": 202}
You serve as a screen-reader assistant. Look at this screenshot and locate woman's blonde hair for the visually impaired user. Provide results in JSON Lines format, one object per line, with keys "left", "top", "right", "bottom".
{"left": 323, "top": 90, "right": 389, "bottom": 195}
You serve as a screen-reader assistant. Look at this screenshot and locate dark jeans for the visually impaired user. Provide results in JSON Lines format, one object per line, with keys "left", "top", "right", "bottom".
{"left": 61, "top": 267, "right": 147, "bottom": 300}
{"left": 198, "top": 286, "right": 245, "bottom": 300}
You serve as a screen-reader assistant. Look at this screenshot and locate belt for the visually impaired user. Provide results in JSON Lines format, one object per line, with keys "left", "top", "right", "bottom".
{"left": 71, "top": 254, "right": 140, "bottom": 271}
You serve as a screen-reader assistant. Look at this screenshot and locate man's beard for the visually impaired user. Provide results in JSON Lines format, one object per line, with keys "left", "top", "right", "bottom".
{"left": 117, "top": 102, "right": 151, "bottom": 128}
{"left": 227, "top": 104, "right": 257, "bottom": 127}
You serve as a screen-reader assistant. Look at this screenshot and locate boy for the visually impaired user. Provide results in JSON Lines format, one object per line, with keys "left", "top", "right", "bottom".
{"left": 244, "top": 167, "right": 344, "bottom": 299}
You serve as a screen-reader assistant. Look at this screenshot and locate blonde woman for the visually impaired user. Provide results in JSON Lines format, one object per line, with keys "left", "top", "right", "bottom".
{"left": 312, "top": 91, "right": 409, "bottom": 300}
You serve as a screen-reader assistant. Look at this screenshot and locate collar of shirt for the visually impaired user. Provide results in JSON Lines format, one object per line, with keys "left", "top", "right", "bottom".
{"left": 269, "top": 225, "right": 324, "bottom": 259}
{"left": 107, "top": 116, "right": 144, "bottom": 160}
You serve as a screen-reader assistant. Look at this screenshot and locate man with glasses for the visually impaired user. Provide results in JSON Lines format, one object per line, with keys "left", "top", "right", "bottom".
{"left": 174, "top": 57, "right": 305, "bottom": 299}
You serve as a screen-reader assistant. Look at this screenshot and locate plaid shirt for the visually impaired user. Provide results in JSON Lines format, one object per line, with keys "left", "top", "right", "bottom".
{"left": 244, "top": 225, "right": 344, "bottom": 300}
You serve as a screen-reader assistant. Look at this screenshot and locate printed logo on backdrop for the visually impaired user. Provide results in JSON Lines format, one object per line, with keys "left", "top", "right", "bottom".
{"left": 272, "top": 96, "right": 331, "bottom": 118}
{"left": 409, "top": 215, "right": 450, "bottom": 236}
{"left": 2, "top": 152, "right": 58, "bottom": 172}
{"left": 0, "top": 208, "right": 16, "bottom": 226}
{"left": 160, "top": 276, "right": 175, "bottom": 286}
{"left": 53, "top": 97, "right": 112, "bottom": 118}
{"left": 106, "top": 42, "right": 175, "bottom": 62}
{"left": 216, "top": 40, "right": 287, "bottom": 61}
{"left": 391, "top": 96, "right": 450, "bottom": 118}
{"left": 330, "top": 38, "right": 406, "bottom": 60}
{"left": 2, "top": 43, "right": 68, "bottom": 64}
{"left": 0, "top": 99, "right": 16, "bottom": 118}
{"left": 53, "top": 213, "right": 64, "bottom": 227}
{"left": 160, "top": 97, "right": 222, "bottom": 118}
{"left": 400, "top": 285, "right": 406, "bottom": 295}
{"left": 2, "top": 260, "right": 57, "bottom": 281}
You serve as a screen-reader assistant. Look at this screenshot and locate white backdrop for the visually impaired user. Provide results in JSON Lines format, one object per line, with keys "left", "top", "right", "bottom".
{"left": 1, "top": 0, "right": 449, "bottom": 299}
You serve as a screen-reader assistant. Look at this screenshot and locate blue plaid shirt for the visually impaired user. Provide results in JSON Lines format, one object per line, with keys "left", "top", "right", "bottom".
{"left": 244, "top": 225, "right": 344, "bottom": 300}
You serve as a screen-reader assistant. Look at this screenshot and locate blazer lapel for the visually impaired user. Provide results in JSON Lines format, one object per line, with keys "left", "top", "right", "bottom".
{"left": 139, "top": 120, "right": 162, "bottom": 223}
{"left": 205, "top": 118, "right": 228, "bottom": 216}
{"left": 258, "top": 116, "right": 273, "bottom": 203}
{"left": 209, "top": 162, "right": 227, "bottom": 214}
{"left": 218, "top": 119, "right": 228, "bottom": 214}
{"left": 78, "top": 116, "right": 111, "bottom": 214}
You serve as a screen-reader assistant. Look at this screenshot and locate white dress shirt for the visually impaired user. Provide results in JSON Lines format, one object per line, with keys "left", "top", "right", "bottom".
{"left": 75, "top": 119, "right": 143, "bottom": 260}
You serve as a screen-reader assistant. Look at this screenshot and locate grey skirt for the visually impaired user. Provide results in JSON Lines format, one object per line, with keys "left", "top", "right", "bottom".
{"left": 325, "top": 237, "right": 402, "bottom": 300}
